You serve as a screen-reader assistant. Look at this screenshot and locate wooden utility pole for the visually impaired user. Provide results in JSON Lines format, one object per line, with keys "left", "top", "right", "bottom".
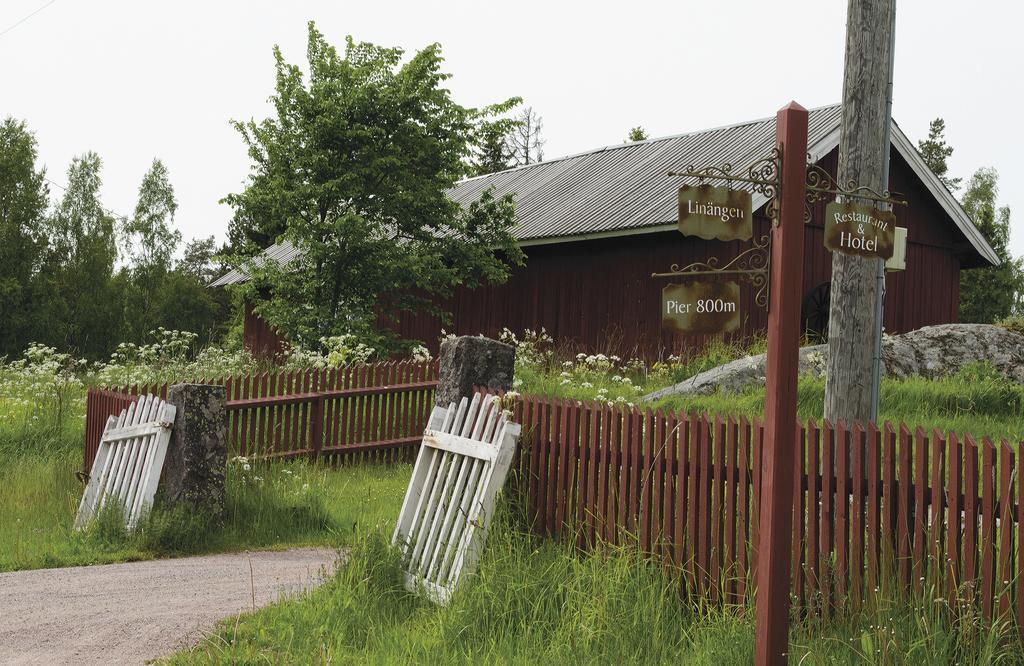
{"left": 824, "top": 0, "right": 896, "bottom": 425}
{"left": 754, "top": 102, "right": 808, "bottom": 666}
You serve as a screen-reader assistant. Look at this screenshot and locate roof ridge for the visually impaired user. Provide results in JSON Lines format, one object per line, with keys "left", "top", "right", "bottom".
{"left": 458, "top": 102, "right": 842, "bottom": 184}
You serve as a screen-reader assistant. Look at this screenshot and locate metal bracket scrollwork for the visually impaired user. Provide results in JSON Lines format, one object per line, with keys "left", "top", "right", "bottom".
{"left": 668, "top": 147, "right": 783, "bottom": 226}
{"left": 804, "top": 155, "right": 908, "bottom": 221}
{"left": 651, "top": 233, "right": 771, "bottom": 308}
{"left": 658, "top": 147, "right": 782, "bottom": 310}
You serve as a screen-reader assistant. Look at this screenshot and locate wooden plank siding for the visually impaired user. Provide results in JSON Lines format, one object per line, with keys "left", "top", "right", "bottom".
{"left": 385, "top": 147, "right": 969, "bottom": 359}
{"left": 243, "top": 301, "right": 288, "bottom": 361}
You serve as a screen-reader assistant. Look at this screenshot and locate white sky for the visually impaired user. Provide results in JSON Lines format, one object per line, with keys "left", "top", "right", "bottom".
{"left": 2, "top": 0, "right": 1021, "bottom": 258}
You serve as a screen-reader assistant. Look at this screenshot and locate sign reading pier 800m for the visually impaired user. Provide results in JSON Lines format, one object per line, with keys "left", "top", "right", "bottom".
{"left": 824, "top": 201, "right": 896, "bottom": 259}
{"left": 662, "top": 281, "right": 741, "bottom": 334}
{"left": 678, "top": 184, "right": 753, "bottom": 242}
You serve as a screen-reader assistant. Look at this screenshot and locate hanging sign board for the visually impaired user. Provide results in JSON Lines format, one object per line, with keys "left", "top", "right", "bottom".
{"left": 678, "top": 184, "right": 753, "bottom": 241}
{"left": 824, "top": 202, "right": 896, "bottom": 259}
{"left": 662, "top": 281, "right": 741, "bottom": 334}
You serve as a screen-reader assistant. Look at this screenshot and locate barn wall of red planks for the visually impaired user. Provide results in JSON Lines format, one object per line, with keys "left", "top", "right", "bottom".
{"left": 246, "top": 146, "right": 976, "bottom": 360}
{"left": 243, "top": 301, "right": 289, "bottom": 360}
{"left": 392, "top": 149, "right": 966, "bottom": 359}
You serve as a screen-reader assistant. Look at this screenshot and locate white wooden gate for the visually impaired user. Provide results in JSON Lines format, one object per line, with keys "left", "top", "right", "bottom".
{"left": 75, "top": 394, "right": 176, "bottom": 531}
{"left": 392, "top": 393, "right": 521, "bottom": 604}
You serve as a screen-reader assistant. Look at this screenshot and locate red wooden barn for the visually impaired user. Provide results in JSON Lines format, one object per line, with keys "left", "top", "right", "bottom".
{"left": 213, "top": 105, "right": 997, "bottom": 360}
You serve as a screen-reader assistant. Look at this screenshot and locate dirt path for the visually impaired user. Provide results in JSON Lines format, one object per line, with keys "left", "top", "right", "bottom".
{"left": 0, "top": 548, "right": 340, "bottom": 665}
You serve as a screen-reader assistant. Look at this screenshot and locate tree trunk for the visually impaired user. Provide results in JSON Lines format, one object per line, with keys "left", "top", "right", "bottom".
{"left": 824, "top": 0, "right": 896, "bottom": 426}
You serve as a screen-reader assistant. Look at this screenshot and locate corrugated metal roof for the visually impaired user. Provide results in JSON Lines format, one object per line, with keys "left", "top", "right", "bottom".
{"left": 211, "top": 103, "right": 996, "bottom": 287}
{"left": 451, "top": 104, "right": 844, "bottom": 242}
{"left": 211, "top": 240, "right": 299, "bottom": 287}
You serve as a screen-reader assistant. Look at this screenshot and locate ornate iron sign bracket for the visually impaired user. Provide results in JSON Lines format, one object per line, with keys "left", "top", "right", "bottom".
{"left": 657, "top": 147, "right": 781, "bottom": 309}
{"left": 655, "top": 148, "right": 909, "bottom": 313}
{"left": 804, "top": 158, "right": 908, "bottom": 215}
{"left": 651, "top": 233, "right": 771, "bottom": 308}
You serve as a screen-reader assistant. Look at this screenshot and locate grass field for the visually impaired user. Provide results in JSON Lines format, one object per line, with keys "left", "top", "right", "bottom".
{"left": 0, "top": 430, "right": 408, "bottom": 572}
{"left": 4, "top": 334, "right": 1024, "bottom": 663}
{"left": 513, "top": 335, "right": 1024, "bottom": 442}
{"left": 167, "top": 502, "right": 1023, "bottom": 665}
{"left": 3, "top": 334, "right": 1022, "bottom": 574}
{"left": 653, "top": 372, "right": 1024, "bottom": 443}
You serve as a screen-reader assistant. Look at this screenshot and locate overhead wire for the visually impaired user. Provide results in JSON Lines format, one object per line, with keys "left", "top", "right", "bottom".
{"left": 0, "top": 0, "right": 58, "bottom": 39}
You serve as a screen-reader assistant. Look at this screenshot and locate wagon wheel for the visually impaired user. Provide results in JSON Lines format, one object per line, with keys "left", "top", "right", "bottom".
{"left": 801, "top": 281, "right": 831, "bottom": 343}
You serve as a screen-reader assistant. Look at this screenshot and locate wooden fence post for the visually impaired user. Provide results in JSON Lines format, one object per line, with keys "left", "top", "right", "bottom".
{"left": 754, "top": 101, "right": 808, "bottom": 666}
{"left": 310, "top": 395, "right": 325, "bottom": 462}
{"left": 309, "top": 371, "right": 324, "bottom": 462}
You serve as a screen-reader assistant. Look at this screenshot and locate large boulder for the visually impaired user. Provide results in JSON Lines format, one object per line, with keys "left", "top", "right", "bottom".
{"left": 643, "top": 324, "right": 1024, "bottom": 401}
{"left": 882, "top": 324, "right": 1024, "bottom": 382}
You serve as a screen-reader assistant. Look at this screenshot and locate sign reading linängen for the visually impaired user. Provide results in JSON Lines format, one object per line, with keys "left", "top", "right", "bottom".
{"left": 678, "top": 184, "right": 753, "bottom": 242}
{"left": 824, "top": 202, "right": 896, "bottom": 259}
{"left": 662, "top": 281, "right": 741, "bottom": 334}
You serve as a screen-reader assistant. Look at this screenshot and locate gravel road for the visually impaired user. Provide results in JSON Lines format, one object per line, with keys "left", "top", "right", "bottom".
{"left": 0, "top": 548, "right": 340, "bottom": 665}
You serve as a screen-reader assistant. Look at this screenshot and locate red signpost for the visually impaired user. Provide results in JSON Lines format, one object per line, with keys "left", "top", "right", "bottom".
{"left": 755, "top": 102, "right": 809, "bottom": 665}
{"left": 658, "top": 100, "right": 846, "bottom": 663}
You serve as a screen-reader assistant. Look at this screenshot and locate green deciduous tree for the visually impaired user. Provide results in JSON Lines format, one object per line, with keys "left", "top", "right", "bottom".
{"left": 958, "top": 167, "right": 1022, "bottom": 323}
{"left": 38, "top": 152, "right": 124, "bottom": 357}
{"left": 125, "top": 158, "right": 181, "bottom": 271}
{"left": 0, "top": 118, "right": 49, "bottom": 356}
{"left": 472, "top": 112, "right": 521, "bottom": 176}
{"left": 917, "top": 118, "right": 961, "bottom": 192}
{"left": 121, "top": 162, "right": 226, "bottom": 345}
{"left": 225, "top": 24, "right": 524, "bottom": 350}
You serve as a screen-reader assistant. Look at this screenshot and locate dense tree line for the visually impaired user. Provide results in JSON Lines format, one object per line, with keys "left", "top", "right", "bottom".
{"left": 0, "top": 118, "right": 229, "bottom": 360}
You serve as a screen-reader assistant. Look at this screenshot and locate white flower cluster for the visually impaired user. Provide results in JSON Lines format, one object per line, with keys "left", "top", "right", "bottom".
{"left": 499, "top": 327, "right": 555, "bottom": 369}
{"left": 547, "top": 349, "right": 648, "bottom": 406}
{"left": 0, "top": 343, "right": 86, "bottom": 425}
{"left": 93, "top": 328, "right": 258, "bottom": 387}
{"left": 321, "top": 334, "right": 377, "bottom": 368}
{"left": 573, "top": 352, "right": 620, "bottom": 371}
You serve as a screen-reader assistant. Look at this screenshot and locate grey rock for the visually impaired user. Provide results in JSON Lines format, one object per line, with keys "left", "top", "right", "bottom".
{"left": 436, "top": 336, "right": 516, "bottom": 408}
{"left": 881, "top": 324, "right": 1024, "bottom": 383}
{"left": 643, "top": 324, "right": 1024, "bottom": 401}
{"left": 160, "top": 383, "right": 228, "bottom": 517}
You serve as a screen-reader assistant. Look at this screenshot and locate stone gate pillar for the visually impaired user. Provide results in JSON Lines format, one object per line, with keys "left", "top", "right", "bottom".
{"left": 160, "top": 383, "right": 227, "bottom": 517}
{"left": 436, "top": 336, "right": 516, "bottom": 408}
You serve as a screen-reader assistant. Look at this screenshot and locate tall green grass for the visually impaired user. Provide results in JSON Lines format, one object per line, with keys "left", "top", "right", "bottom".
{"left": 168, "top": 504, "right": 1024, "bottom": 665}
{"left": 0, "top": 454, "right": 409, "bottom": 572}
{"left": 653, "top": 366, "right": 1024, "bottom": 442}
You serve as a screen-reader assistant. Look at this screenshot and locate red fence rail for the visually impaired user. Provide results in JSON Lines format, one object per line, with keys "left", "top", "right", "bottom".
{"left": 86, "top": 375, "right": 1024, "bottom": 622}
{"left": 84, "top": 360, "right": 439, "bottom": 470}
{"left": 508, "top": 395, "right": 1024, "bottom": 623}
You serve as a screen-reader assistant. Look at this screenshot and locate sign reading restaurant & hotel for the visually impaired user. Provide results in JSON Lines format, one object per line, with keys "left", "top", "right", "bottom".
{"left": 677, "top": 184, "right": 753, "bottom": 242}
{"left": 661, "top": 281, "right": 741, "bottom": 334}
{"left": 824, "top": 201, "right": 896, "bottom": 259}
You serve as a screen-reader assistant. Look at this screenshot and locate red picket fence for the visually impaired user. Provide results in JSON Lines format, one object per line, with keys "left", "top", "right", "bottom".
{"left": 508, "top": 395, "right": 1024, "bottom": 623}
{"left": 84, "top": 360, "right": 439, "bottom": 471}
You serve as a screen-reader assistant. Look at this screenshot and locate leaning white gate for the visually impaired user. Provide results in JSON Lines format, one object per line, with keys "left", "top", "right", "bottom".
{"left": 75, "top": 394, "right": 176, "bottom": 531}
{"left": 392, "top": 393, "right": 521, "bottom": 604}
